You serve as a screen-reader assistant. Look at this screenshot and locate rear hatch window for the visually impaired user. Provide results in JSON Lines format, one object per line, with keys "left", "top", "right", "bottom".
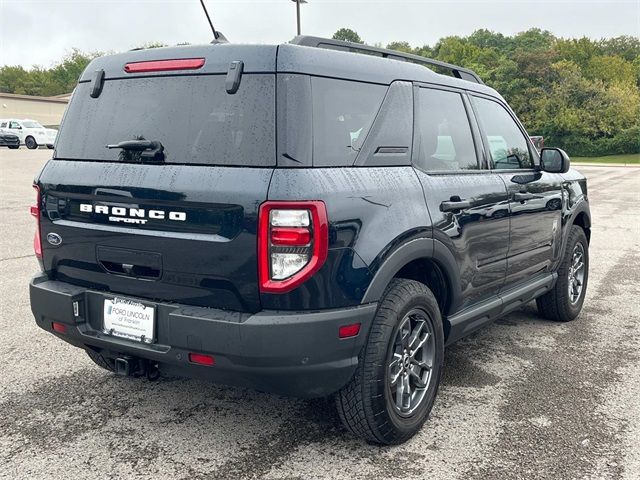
{"left": 55, "top": 74, "right": 275, "bottom": 166}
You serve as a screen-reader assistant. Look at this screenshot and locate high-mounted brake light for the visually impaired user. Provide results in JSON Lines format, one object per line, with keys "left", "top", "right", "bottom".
{"left": 258, "top": 201, "right": 328, "bottom": 294}
{"left": 30, "top": 185, "right": 42, "bottom": 259}
{"left": 124, "top": 58, "right": 205, "bottom": 73}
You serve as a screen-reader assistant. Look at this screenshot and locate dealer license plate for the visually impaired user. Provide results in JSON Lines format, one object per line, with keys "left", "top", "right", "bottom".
{"left": 103, "top": 297, "right": 155, "bottom": 343}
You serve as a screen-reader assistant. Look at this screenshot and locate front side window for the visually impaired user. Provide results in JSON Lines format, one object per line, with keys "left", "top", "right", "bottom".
{"left": 416, "top": 88, "right": 478, "bottom": 171}
{"left": 9, "top": 121, "right": 20, "bottom": 129}
{"left": 473, "top": 97, "right": 532, "bottom": 170}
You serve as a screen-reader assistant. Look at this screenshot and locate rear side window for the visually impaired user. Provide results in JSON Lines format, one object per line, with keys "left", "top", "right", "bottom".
{"left": 473, "top": 97, "right": 532, "bottom": 170}
{"left": 55, "top": 74, "right": 275, "bottom": 166}
{"left": 311, "top": 77, "right": 386, "bottom": 166}
{"left": 415, "top": 88, "right": 478, "bottom": 171}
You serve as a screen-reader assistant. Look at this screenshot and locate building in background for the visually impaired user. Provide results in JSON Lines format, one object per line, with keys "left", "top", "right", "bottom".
{"left": 0, "top": 92, "right": 69, "bottom": 127}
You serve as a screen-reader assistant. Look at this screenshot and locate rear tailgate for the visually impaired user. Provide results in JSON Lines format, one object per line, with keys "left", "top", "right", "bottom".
{"left": 36, "top": 44, "right": 276, "bottom": 312}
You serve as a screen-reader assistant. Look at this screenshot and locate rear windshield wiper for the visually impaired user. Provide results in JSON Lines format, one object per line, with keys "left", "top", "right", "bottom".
{"left": 106, "top": 140, "right": 165, "bottom": 163}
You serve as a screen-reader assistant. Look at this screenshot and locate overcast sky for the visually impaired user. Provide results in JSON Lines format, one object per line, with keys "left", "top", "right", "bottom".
{"left": 1, "top": 0, "right": 639, "bottom": 68}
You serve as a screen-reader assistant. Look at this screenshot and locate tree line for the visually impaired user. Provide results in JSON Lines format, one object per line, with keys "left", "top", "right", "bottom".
{"left": 333, "top": 28, "right": 639, "bottom": 157}
{"left": 1, "top": 30, "right": 638, "bottom": 156}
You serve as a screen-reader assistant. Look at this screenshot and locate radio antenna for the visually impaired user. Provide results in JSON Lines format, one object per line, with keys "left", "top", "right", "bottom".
{"left": 199, "top": 0, "right": 219, "bottom": 40}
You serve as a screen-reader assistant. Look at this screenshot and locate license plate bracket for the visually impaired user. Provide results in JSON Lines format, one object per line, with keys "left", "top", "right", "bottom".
{"left": 103, "top": 297, "right": 155, "bottom": 344}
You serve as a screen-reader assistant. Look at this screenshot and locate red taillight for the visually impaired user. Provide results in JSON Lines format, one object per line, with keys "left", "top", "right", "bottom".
{"left": 258, "top": 201, "right": 328, "bottom": 294}
{"left": 339, "top": 323, "right": 361, "bottom": 339}
{"left": 124, "top": 58, "right": 205, "bottom": 73}
{"left": 188, "top": 352, "right": 215, "bottom": 366}
{"left": 31, "top": 185, "right": 42, "bottom": 259}
{"left": 270, "top": 227, "right": 311, "bottom": 246}
{"left": 52, "top": 322, "right": 66, "bottom": 334}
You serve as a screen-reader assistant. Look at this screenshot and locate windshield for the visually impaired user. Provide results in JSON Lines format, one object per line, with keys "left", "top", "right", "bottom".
{"left": 22, "top": 121, "right": 43, "bottom": 128}
{"left": 55, "top": 74, "right": 276, "bottom": 166}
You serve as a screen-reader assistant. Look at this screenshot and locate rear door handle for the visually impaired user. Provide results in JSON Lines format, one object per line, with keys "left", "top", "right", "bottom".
{"left": 513, "top": 192, "right": 539, "bottom": 202}
{"left": 440, "top": 197, "right": 472, "bottom": 212}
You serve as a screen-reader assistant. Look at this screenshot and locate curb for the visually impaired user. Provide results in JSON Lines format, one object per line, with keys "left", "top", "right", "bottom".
{"left": 573, "top": 163, "right": 640, "bottom": 168}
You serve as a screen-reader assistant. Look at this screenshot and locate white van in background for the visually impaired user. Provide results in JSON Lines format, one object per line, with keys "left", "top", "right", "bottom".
{"left": 0, "top": 119, "right": 57, "bottom": 149}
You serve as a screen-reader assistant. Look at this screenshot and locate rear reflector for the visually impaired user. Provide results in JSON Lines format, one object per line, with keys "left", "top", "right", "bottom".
{"left": 338, "top": 323, "right": 361, "bottom": 339}
{"left": 124, "top": 58, "right": 205, "bottom": 73}
{"left": 52, "top": 322, "right": 67, "bottom": 334}
{"left": 188, "top": 352, "right": 215, "bottom": 366}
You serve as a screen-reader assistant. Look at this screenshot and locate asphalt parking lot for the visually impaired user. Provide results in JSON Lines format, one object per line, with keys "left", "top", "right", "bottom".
{"left": 0, "top": 149, "right": 638, "bottom": 480}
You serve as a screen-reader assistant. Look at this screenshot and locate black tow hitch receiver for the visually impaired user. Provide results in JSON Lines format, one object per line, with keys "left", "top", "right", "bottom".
{"left": 114, "top": 357, "right": 134, "bottom": 376}
{"left": 114, "top": 356, "right": 160, "bottom": 380}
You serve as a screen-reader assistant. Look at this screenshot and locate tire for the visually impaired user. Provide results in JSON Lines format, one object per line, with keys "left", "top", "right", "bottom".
{"left": 25, "top": 136, "right": 37, "bottom": 149}
{"left": 8, "top": 145, "right": 19, "bottom": 149}
{"left": 86, "top": 349, "right": 116, "bottom": 372}
{"left": 537, "top": 225, "right": 589, "bottom": 322}
{"left": 46, "top": 144, "right": 54, "bottom": 150}
{"left": 335, "top": 278, "right": 444, "bottom": 445}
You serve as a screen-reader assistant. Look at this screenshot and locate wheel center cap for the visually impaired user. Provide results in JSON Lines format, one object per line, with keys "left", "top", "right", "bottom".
{"left": 403, "top": 356, "right": 411, "bottom": 369}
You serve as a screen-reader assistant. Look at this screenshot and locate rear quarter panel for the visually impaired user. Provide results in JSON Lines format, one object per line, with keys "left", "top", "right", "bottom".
{"left": 262, "top": 167, "right": 431, "bottom": 310}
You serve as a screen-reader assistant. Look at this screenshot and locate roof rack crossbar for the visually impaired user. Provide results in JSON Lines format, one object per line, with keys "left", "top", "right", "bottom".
{"left": 290, "top": 36, "right": 484, "bottom": 85}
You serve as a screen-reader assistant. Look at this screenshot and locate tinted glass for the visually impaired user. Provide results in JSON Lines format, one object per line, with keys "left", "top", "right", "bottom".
{"left": 473, "top": 97, "right": 532, "bottom": 170}
{"left": 55, "top": 74, "right": 275, "bottom": 166}
{"left": 311, "top": 77, "right": 386, "bottom": 166}
{"left": 416, "top": 88, "right": 478, "bottom": 171}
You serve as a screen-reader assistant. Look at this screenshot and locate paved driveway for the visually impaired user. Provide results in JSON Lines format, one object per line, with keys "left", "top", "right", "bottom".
{"left": 1, "top": 149, "right": 638, "bottom": 479}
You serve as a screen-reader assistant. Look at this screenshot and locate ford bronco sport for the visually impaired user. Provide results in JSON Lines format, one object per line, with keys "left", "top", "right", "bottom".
{"left": 29, "top": 36, "right": 590, "bottom": 445}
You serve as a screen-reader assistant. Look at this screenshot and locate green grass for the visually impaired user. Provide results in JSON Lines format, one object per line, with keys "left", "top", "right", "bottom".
{"left": 572, "top": 154, "right": 640, "bottom": 165}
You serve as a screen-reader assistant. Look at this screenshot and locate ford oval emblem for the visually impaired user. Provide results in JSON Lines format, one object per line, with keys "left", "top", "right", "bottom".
{"left": 46, "top": 232, "right": 62, "bottom": 246}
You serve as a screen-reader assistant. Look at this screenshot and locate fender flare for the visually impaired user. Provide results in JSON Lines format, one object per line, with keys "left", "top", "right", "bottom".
{"left": 361, "top": 237, "right": 462, "bottom": 311}
{"left": 563, "top": 200, "right": 591, "bottom": 247}
{"left": 570, "top": 201, "right": 591, "bottom": 229}
{"left": 551, "top": 199, "right": 591, "bottom": 272}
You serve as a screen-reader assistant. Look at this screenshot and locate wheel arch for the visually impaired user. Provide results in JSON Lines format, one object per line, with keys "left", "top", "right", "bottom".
{"left": 361, "top": 238, "right": 462, "bottom": 325}
{"left": 572, "top": 210, "right": 591, "bottom": 243}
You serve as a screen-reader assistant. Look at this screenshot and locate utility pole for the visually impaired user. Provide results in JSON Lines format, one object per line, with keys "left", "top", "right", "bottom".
{"left": 291, "top": 0, "right": 307, "bottom": 35}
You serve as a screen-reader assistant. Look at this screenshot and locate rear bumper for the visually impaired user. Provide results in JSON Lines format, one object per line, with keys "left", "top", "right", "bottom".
{"left": 29, "top": 274, "right": 377, "bottom": 398}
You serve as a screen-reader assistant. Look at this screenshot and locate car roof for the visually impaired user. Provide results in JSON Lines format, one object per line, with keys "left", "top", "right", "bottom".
{"left": 277, "top": 43, "right": 501, "bottom": 98}
{"left": 78, "top": 41, "right": 502, "bottom": 100}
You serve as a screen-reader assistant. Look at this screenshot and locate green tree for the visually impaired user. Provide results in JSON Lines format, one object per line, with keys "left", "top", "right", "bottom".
{"left": 332, "top": 28, "right": 364, "bottom": 44}
{"left": 599, "top": 36, "right": 640, "bottom": 62}
{"left": 584, "top": 55, "right": 636, "bottom": 85}
{"left": 386, "top": 41, "right": 414, "bottom": 54}
{"left": 0, "top": 49, "right": 99, "bottom": 96}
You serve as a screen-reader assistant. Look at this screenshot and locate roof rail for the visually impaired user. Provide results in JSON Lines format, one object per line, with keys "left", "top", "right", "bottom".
{"left": 290, "top": 36, "right": 484, "bottom": 85}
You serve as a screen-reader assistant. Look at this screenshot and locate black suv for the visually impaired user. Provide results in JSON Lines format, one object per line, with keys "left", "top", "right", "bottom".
{"left": 29, "top": 37, "right": 590, "bottom": 445}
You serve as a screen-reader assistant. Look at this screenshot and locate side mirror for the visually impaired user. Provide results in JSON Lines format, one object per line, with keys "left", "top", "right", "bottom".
{"left": 540, "top": 147, "right": 570, "bottom": 174}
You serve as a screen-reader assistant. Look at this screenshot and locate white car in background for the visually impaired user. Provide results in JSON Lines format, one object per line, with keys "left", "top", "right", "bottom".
{"left": 0, "top": 118, "right": 57, "bottom": 149}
